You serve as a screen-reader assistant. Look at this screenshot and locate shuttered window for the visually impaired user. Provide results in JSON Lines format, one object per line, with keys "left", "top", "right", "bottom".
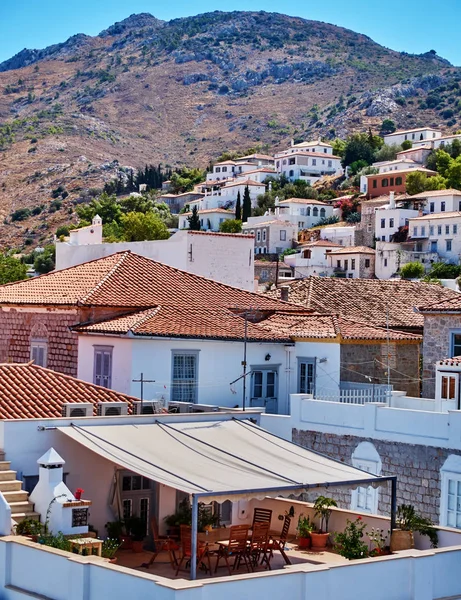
{"left": 30, "top": 339, "right": 48, "bottom": 367}
{"left": 93, "top": 346, "right": 113, "bottom": 388}
{"left": 171, "top": 351, "right": 199, "bottom": 403}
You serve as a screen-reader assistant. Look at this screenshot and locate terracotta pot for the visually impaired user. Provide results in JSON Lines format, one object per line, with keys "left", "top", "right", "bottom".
{"left": 132, "top": 540, "right": 144, "bottom": 553}
{"left": 310, "top": 532, "right": 330, "bottom": 551}
{"left": 109, "top": 557, "right": 118, "bottom": 563}
{"left": 390, "top": 529, "right": 414, "bottom": 552}
{"left": 120, "top": 535, "right": 133, "bottom": 550}
{"left": 297, "top": 536, "right": 312, "bottom": 550}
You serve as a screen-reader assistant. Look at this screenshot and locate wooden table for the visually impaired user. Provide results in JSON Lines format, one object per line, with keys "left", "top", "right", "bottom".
{"left": 69, "top": 537, "right": 103, "bottom": 557}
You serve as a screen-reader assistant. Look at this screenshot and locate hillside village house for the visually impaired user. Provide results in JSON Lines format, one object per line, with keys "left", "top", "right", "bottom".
{"left": 374, "top": 193, "right": 419, "bottom": 242}
{"left": 395, "top": 145, "right": 432, "bottom": 164}
{"left": 413, "top": 132, "right": 461, "bottom": 150}
{"left": 373, "top": 158, "right": 420, "bottom": 173}
{"left": 409, "top": 188, "right": 461, "bottom": 213}
{"left": 178, "top": 208, "right": 234, "bottom": 231}
{"left": 275, "top": 139, "right": 335, "bottom": 157}
{"left": 205, "top": 155, "right": 274, "bottom": 183}
{"left": 233, "top": 167, "right": 276, "bottom": 184}
{"left": 242, "top": 219, "right": 297, "bottom": 255}
{"left": 275, "top": 151, "right": 343, "bottom": 184}
{"left": 158, "top": 191, "right": 204, "bottom": 213}
{"left": 277, "top": 197, "right": 334, "bottom": 229}
{"left": 360, "top": 167, "right": 437, "bottom": 198}
{"left": 326, "top": 246, "right": 376, "bottom": 279}
{"left": 283, "top": 240, "right": 342, "bottom": 278}
{"left": 198, "top": 179, "right": 265, "bottom": 209}
{"left": 55, "top": 220, "right": 255, "bottom": 290}
{"left": 383, "top": 126, "right": 441, "bottom": 146}
{"left": 319, "top": 221, "right": 356, "bottom": 246}
{"left": 254, "top": 259, "right": 293, "bottom": 286}
{"left": 407, "top": 211, "right": 461, "bottom": 262}
{"left": 374, "top": 240, "right": 439, "bottom": 279}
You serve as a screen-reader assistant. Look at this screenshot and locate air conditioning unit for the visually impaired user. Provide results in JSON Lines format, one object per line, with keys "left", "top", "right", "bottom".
{"left": 97, "top": 402, "right": 129, "bottom": 417}
{"left": 132, "top": 400, "right": 163, "bottom": 415}
{"left": 62, "top": 403, "right": 93, "bottom": 418}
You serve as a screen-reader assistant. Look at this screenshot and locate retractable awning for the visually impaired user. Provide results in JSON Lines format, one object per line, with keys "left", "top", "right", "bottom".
{"left": 58, "top": 418, "right": 386, "bottom": 502}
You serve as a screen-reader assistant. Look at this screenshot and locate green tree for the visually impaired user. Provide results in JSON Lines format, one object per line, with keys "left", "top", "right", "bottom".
{"left": 406, "top": 171, "right": 431, "bottom": 196}
{"left": 120, "top": 212, "right": 170, "bottom": 242}
{"left": 34, "top": 246, "right": 55, "bottom": 274}
{"left": 380, "top": 119, "right": 396, "bottom": 135}
{"left": 235, "top": 191, "right": 241, "bottom": 220}
{"left": 445, "top": 156, "right": 461, "bottom": 189}
{"left": 342, "top": 133, "right": 376, "bottom": 167}
{"left": 435, "top": 150, "right": 453, "bottom": 178}
{"left": 76, "top": 192, "right": 122, "bottom": 224}
{"left": 400, "top": 262, "right": 424, "bottom": 279}
{"left": 401, "top": 140, "right": 412, "bottom": 150}
{"left": 374, "top": 144, "right": 400, "bottom": 163}
{"left": 220, "top": 219, "right": 242, "bottom": 233}
{"left": 187, "top": 205, "right": 201, "bottom": 230}
{"left": 169, "top": 168, "right": 205, "bottom": 194}
{"left": 332, "top": 138, "right": 346, "bottom": 157}
{"left": 242, "top": 185, "right": 252, "bottom": 222}
{"left": 0, "top": 254, "right": 27, "bottom": 284}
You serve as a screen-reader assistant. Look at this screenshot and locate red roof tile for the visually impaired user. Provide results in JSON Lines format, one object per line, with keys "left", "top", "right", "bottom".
{"left": 0, "top": 362, "right": 136, "bottom": 419}
{"left": 438, "top": 357, "right": 461, "bottom": 366}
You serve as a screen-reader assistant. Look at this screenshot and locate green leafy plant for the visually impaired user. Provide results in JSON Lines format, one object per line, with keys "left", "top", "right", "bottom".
{"left": 39, "top": 531, "right": 72, "bottom": 552}
{"left": 297, "top": 514, "right": 315, "bottom": 537}
{"left": 396, "top": 504, "right": 438, "bottom": 548}
{"left": 125, "top": 516, "right": 146, "bottom": 541}
{"left": 15, "top": 518, "right": 43, "bottom": 536}
{"left": 101, "top": 538, "right": 121, "bottom": 558}
{"left": 335, "top": 517, "right": 369, "bottom": 560}
{"left": 313, "top": 496, "right": 337, "bottom": 533}
{"left": 400, "top": 261, "right": 424, "bottom": 280}
{"left": 367, "top": 526, "right": 389, "bottom": 556}
{"left": 105, "top": 519, "right": 125, "bottom": 539}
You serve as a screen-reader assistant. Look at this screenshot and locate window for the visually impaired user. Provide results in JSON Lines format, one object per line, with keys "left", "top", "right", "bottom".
{"left": 430, "top": 226, "right": 434, "bottom": 235}
{"left": 372, "top": 180, "right": 377, "bottom": 189}
{"left": 382, "top": 178, "right": 389, "bottom": 187}
{"left": 384, "top": 258, "right": 388, "bottom": 267}
{"left": 381, "top": 219, "right": 385, "bottom": 229}
{"left": 250, "top": 367, "right": 278, "bottom": 412}
{"left": 447, "top": 240, "right": 452, "bottom": 252}
{"left": 215, "top": 167, "right": 221, "bottom": 173}
{"left": 438, "top": 225, "right": 442, "bottom": 235}
{"left": 455, "top": 225, "right": 458, "bottom": 235}
{"left": 288, "top": 158, "right": 295, "bottom": 165}
{"left": 446, "top": 225, "right": 450, "bottom": 235}
{"left": 222, "top": 166, "right": 227, "bottom": 172}
{"left": 30, "top": 339, "right": 48, "bottom": 368}
{"left": 351, "top": 259, "right": 356, "bottom": 270}
{"left": 351, "top": 442, "right": 381, "bottom": 514}
{"left": 431, "top": 240, "right": 438, "bottom": 252}
{"left": 430, "top": 202, "right": 435, "bottom": 213}
{"left": 313, "top": 207, "right": 318, "bottom": 217}
{"left": 302, "top": 249, "right": 312, "bottom": 259}
{"left": 381, "top": 236, "right": 385, "bottom": 241}
{"left": 262, "top": 229, "right": 266, "bottom": 242}
{"left": 328, "top": 160, "right": 332, "bottom": 167}
{"left": 395, "top": 177, "right": 402, "bottom": 185}
{"left": 324, "top": 148, "right": 327, "bottom": 153}
{"left": 459, "top": 201, "right": 461, "bottom": 211}
{"left": 306, "top": 207, "right": 311, "bottom": 216}
{"left": 441, "top": 455, "right": 461, "bottom": 529}
{"left": 365, "top": 259, "right": 370, "bottom": 268}
{"left": 93, "top": 346, "right": 113, "bottom": 388}
{"left": 442, "top": 202, "right": 446, "bottom": 212}
{"left": 260, "top": 269, "right": 269, "bottom": 280}
{"left": 298, "top": 358, "right": 315, "bottom": 394}
{"left": 413, "top": 226, "right": 418, "bottom": 237}
{"left": 390, "top": 177, "right": 394, "bottom": 186}
{"left": 289, "top": 170, "right": 294, "bottom": 177}
{"left": 257, "top": 230, "right": 261, "bottom": 242}
{"left": 337, "top": 260, "right": 341, "bottom": 268}
{"left": 312, "top": 159, "right": 317, "bottom": 166}
{"left": 280, "top": 230, "right": 286, "bottom": 241}
{"left": 451, "top": 332, "right": 461, "bottom": 357}
{"left": 421, "top": 226, "right": 426, "bottom": 236}
{"left": 171, "top": 351, "right": 199, "bottom": 403}
{"left": 389, "top": 218, "right": 394, "bottom": 228}
{"left": 320, "top": 208, "right": 326, "bottom": 218}
{"left": 441, "top": 376, "right": 456, "bottom": 400}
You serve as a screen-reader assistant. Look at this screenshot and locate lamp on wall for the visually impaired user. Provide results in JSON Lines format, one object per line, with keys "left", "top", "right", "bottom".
{"left": 318, "top": 357, "right": 328, "bottom": 363}
{"left": 265, "top": 354, "right": 271, "bottom": 361}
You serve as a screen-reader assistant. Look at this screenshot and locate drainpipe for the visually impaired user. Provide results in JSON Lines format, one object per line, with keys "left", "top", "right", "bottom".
{"left": 285, "top": 347, "right": 294, "bottom": 416}
{"left": 190, "top": 495, "right": 198, "bottom": 580}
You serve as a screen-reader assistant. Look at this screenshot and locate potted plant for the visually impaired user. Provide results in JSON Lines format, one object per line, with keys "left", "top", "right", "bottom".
{"left": 198, "top": 503, "right": 219, "bottom": 533}
{"left": 15, "top": 518, "right": 43, "bottom": 541}
{"left": 105, "top": 519, "right": 131, "bottom": 549}
{"left": 125, "top": 516, "right": 146, "bottom": 553}
{"left": 335, "top": 517, "right": 369, "bottom": 560}
{"left": 164, "top": 498, "right": 192, "bottom": 537}
{"left": 390, "top": 504, "right": 438, "bottom": 552}
{"left": 297, "top": 514, "right": 315, "bottom": 549}
{"left": 101, "top": 538, "right": 121, "bottom": 563}
{"left": 311, "top": 495, "right": 337, "bottom": 551}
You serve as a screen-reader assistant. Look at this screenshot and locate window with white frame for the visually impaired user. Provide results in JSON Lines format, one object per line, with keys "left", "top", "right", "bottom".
{"left": 171, "top": 351, "right": 199, "bottom": 403}
{"left": 30, "top": 339, "right": 48, "bottom": 368}
{"left": 350, "top": 442, "right": 382, "bottom": 514}
{"left": 280, "top": 230, "right": 286, "bottom": 241}
{"left": 262, "top": 229, "right": 267, "bottom": 242}
{"left": 440, "top": 455, "right": 461, "bottom": 528}
{"left": 93, "top": 346, "right": 113, "bottom": 388}
{"left": 257, "top": 230, "right": 261, "bottom": 242}
{"left": 441, "top": 375, "right": 456, "bottom": 400}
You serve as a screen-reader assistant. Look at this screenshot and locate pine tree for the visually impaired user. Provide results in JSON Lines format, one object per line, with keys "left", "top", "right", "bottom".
{"left": 242, "top": 185, "right": 251, "bottom": 223}
{"left": 188, "top": 205, "right": 201, "bottom": 231}
{"left": 235, "top": 191, "right": 241, "bottom": 220}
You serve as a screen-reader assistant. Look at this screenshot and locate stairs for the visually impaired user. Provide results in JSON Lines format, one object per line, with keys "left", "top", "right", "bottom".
{"left": 0, "top": 460, "right": 40, "bottom": 523}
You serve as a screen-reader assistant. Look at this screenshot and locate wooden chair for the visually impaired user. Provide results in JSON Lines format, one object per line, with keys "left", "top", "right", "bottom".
{"left": 267, "top": 515, "right": 292, "bottom": 566}
{"left": 175, "top": 525, "right": 212, "bottom": 576}
{"left": 141, "top": 516, "right": 179, "bottom": 570}
{"left": 252, "top": 507, "right": 273, "bottom": 528}
{"left": 247, "top": 521, "right": 270, "bottom": 570}
{"left": 214, "top": 525, "right": 250, "bottom": 575}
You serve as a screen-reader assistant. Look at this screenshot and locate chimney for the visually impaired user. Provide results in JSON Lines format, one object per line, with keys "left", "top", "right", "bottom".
{"left": 389, "top": 191, "right": 395, "bottom": 209}
{"left": 291, "top": 139, "right": 295, "bottom": 147}
{"left": 280, "top": 286, "right": 290, "bottom": 302}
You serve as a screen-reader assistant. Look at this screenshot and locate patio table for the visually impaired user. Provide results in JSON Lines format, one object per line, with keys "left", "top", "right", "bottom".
{"left": 69, "top": 537, "right": 103, "bottom": 557}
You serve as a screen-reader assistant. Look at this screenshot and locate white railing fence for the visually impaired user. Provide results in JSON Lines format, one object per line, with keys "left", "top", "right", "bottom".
{"left": 316, "top": 384, "right": 392, "bottom": 404}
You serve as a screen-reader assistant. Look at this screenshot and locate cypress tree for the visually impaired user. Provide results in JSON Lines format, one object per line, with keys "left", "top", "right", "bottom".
{"left": 188, "top": 205, "right": 201, "bottom": 231}
{"left": 235, "top": 191, "right": 242, "bottom": 220}
{"left": 242, "top": 185, "right": 251, "bottom": 222}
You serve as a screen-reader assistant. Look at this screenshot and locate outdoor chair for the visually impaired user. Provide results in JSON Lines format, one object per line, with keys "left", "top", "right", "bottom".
{"left": 141, "top": 516, "right": 179, "bottom": 570}
{"left": 214, "top": 524, "right": 251, "bottom": 575}
{"left": 246, "top": 521, "right": 271, "bottom": 570}
{"left": 252, "top": 507, "right": 273, "bottom": 528}
{"left": 267, "top": 515, "right": 292, "bottom": 566}
{"left": 175, "top": 525, "right": 213, "bottom": 576}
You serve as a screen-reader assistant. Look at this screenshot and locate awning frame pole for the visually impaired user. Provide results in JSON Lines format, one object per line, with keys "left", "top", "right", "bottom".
{"left": 390, "top": 476, "right": 397, "bottom": 533}
{"left": 191, "top": 495, "right": 198, "bottom": 581}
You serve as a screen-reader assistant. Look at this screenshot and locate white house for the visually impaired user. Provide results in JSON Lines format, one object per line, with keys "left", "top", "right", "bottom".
{"left": 275, "top": 139, "right": 334, "bottom": 157}
{"left": 413, "top": 132, "right": 461, "bottom": 150}
{"left": 283, "top": 240, "right": 341, "bottom": 278}
{"left": 409, "top": 189, "right": 461, "bottom": 214}
{"left": 374, "top": 241, "right": 439, "bottom": 279}
{"left": 374, "top": 194, "right": 419, "bottom": 242}
{"left": 407, "top": 211, "right": 461, "bottom": 262}
{"left": 242, "top": 219, "right": 297, "bottom": 255}
{"left": 233, "top": 168, "right": 276, "bottom": 184}
{"left": 278, "top": 198, "right": 334, "bottom": 229}
{"left": 206, "top": 160, "right": 260, "bottom": 182}
{"left": 178, "top": 208, "right": 234, "bottom": 232}
{"left": 319, "top": 223, "right": 356, "bottom": 247}
{"left": 383, "top": 127, "right": 441, "bottom": 146}
{"left": 395, "top": 146, "right": 432, "bottom": 164}
{"left": 199, "top": 180, "right": 266, "bottom": 210}
{"left": 275, "top": 152, "right": 342, "bottom": 184}
{"left": 234, "top": 153, "right": 275, "bottom": 167}
{"left": 373, "top": 158, "right": 420, "bottom": 173}
{"left": 326, "top": 246, "right": 376, "bottom": 278}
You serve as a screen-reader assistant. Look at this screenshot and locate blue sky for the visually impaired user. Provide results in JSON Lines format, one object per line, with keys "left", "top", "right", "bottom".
{"left": 1, "top": 0, "right": 460, "bottom": 65}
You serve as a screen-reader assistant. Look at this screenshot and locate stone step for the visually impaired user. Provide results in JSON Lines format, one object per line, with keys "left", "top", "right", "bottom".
{"left": 0, "top": 470, "right": 17, "bottom": 482}
{"left": 2, "top": 490, "right": 29, "bottom": 503}
{"left": 0, "top": 461, "right": 11, "bottom": 472}
{"left": 0, "top": 480, "right": 23, "bottom": 492}
{"left": 12, "top": 512, "right": 40, "bottom": 523}
{"left": 0, "top": 451, "right": 5, "bottom": 461}
{"left": 9, "top": 501, "right": 35, "bottom": 512}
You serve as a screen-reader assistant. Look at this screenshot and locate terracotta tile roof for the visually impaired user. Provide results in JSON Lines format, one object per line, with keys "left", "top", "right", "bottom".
{"left": 409, "top": 189, "right": 461, "bottom": 199}
{"left": 188, "top": 231, "right": 253, "bottom": 239}
{"left": 279, "top": 198, "right": 329, "bottom": 206}
{"left": 326, "top": 246, "right": 375, "bottom": 255}
{"left": 301, "top": 240, "right": 342, "bottom": 248}
{"left": 438, "top": 356, "right": 461, "bottom": 366}
{"left": 278, "top": 151, "right": 341, "bottom": 159}
{"left": 418, "top": 295, "right": 461, "bottom": 313}
{"left": 292, "top": 141, "right": 332, "bottom": 148}
{"left": 244, "top": 219, "right": 295, "bottom": 227}
{"left": 235, "top": 168, "right": 276, "bottom": 175}
{"left": 74, "top": 307, "right": 292, "bottom": 343}
{"left": 264, "top": 277, "right": 460, "bottom": 331}
{"left": 0, "top": 251, "right": 300, "bottom": 311}
{"left": 237, "top": 154, "right": 275, "bottom": 161}
{"left": 396, "top": 147, "right": 431, "bottom": 155}
{"left": 223, "top": 179, "right": 265, "bottom": 188}
{"left": 365, "top": 168, "right": 436, "bottom": 178}
{"left": 409, "top": 211, "right": 461, "bottom": 220}
{"left": 181, "top": 208, "right": 234, "bottom": 215}
{"left": 0, "top": 362, "right": 136, "bottom": 419}
{"left": 386, "top": 127, "right": 441, "bottom": 135}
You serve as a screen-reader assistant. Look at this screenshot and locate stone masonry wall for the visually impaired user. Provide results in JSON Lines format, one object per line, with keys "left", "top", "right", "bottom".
{"left": 422, "top": 314, "right": 461, "bottom": 398}
{"left": 341, "top": 342, "right": 421, "bottom": 397}
{"left": 293, "top": 429, "right": 461, "bottom": 522}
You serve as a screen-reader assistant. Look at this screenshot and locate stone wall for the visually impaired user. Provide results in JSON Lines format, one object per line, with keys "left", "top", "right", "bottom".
{"left": 422, "top": 314, "right": 461, "bottom": 398}
{"left": 341, "top": 342, "right": 421, "bottom": 397}
{"left": 293, "top": 428, "right": 461, "bottom": 522}
{"left": 358, "top": 253, "right": 376, "bottom": 279}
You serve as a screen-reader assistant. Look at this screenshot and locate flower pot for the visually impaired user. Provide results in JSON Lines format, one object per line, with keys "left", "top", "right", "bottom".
{"left": 297, "top": 536, "right": 312, "bottom": 550}
{"left": 120, "top": 535, "right": 133, "bottom": 550}
{"left": 108, "top": 557, "right": 118, "bottom": 563}
{"left": 311, "top": 532, "right": 330, "bottom": 551}
{"left": 132, "top": 540, "right": 144, "bottom": 553}
{"left": 390, "top": 529, "right": 414, "bottom": 552}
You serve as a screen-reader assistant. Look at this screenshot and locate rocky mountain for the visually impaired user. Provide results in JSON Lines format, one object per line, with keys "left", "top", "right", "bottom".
{"left": 0, "top": 11, "right": 459, "bottom": 249}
